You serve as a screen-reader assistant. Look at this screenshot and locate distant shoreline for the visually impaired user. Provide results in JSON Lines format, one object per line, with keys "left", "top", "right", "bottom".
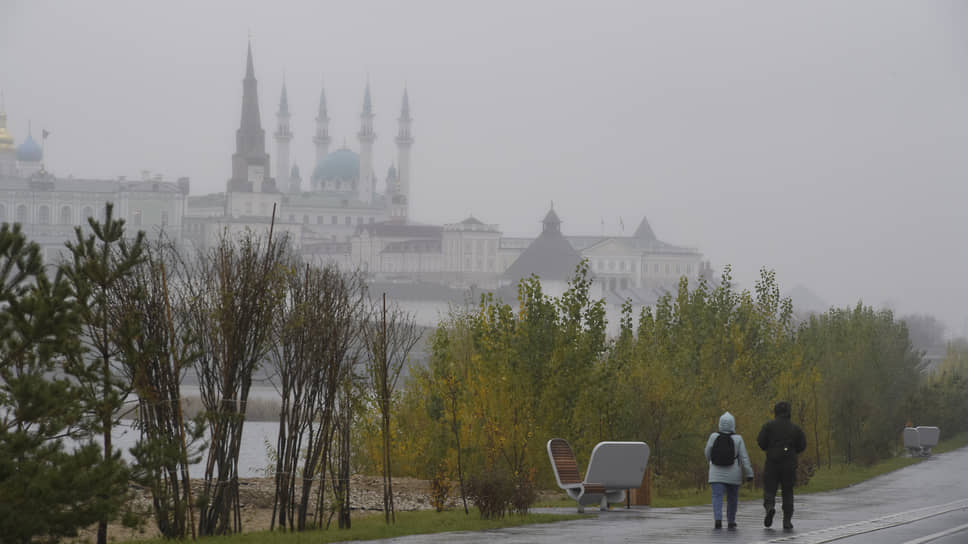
{"left": 122, "top": 393, "right": 283, "bottom": 422}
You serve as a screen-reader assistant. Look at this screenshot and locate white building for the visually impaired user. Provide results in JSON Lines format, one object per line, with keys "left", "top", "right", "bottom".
{"left": 0, "top": 97, "right": 188, "bottom": 262}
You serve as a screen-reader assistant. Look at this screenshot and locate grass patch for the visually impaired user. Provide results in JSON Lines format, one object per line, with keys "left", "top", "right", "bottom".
{"left": 930, "top": 430, "right": 968, "bottom": 454}
{"left": 123, "top": 510, "right": 582, "bottom": 544}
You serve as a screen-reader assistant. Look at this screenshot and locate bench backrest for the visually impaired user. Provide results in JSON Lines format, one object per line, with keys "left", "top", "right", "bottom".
{"left": 903, "top": 427, "right": 920, "bottom": 449}
{"left": 547, "top": 438, "right": 582, "bottom": 487}
{"left": 584, "top": 441, "right": 650, "bottom": 489}
{"left": 916, "top": 426, "right": 940, "bottom": 447}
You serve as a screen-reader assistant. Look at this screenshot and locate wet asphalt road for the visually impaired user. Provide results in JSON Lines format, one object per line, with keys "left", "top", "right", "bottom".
{"left": 358, "top": 446, "right": 968, "bottom": 543}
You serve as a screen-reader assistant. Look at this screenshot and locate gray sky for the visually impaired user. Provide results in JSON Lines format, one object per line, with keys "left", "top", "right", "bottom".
{"left": 2, "top": 1, "right": 966, "bottom": 335}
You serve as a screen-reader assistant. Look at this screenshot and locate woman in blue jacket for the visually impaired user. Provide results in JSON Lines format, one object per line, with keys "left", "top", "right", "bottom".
{"left": 704, "top": 411, "right": 754, "bottom": 529}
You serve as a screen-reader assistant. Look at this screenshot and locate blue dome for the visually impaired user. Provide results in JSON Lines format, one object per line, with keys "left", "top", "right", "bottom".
{"left": 312, "top": 148, "right": 359, "bottom": 182}
{"left": 16, "top": 133, "right": 42, "bottom": 162}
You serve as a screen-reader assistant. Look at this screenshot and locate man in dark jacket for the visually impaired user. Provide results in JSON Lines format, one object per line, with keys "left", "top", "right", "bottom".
{"left": 757, "top": 401, "right": 807, "bottom": 530}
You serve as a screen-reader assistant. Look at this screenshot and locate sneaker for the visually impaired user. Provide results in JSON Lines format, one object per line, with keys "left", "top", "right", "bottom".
{"left": 728, "top": 522, "right": 738, "bottom": 529}
{"left": 714, "top": 520, "right": 722, "bottom": 529}
{"left": 764, "top": 508, "right": 775, "bottom": 527}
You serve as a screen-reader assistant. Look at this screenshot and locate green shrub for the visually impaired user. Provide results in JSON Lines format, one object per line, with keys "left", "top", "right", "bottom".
{"left": 467, "top": 469, "right": 513, "bottom": 519}
{"left": 429, "top": 466, "right": 452, "bottom": 512}
{"left": 510, "top": 467, "right": 537, "bottom": 515}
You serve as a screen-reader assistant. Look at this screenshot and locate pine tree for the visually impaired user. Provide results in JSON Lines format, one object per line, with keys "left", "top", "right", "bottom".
{"left": 0, "top": 223, "right": 128, "bottom": 543}
{"left": 64, "top": 203, "right": 146, "bottom": 544}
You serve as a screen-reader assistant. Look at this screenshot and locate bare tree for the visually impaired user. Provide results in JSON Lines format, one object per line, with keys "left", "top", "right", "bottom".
{"left": 268, "top": 261, "right": 365, "bottom": 531}
{"left": 116, "top": 238, "right": 203, "bottom": 539}
{"left": 179, "top": 228, "right": 287, "bottom": 536}
{"left": 362, "top": 294, "right": 422, "bottom": 524}
{"left": 326, "top": 366, "right": 362, "bottom": 530}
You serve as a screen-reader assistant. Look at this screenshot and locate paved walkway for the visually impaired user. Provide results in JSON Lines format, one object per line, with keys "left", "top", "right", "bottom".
{"left": 360, "top": 446, "right": 968, "bottom": 543}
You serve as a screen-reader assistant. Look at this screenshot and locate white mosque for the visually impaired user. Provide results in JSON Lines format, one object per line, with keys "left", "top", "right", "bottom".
{"left": 182, "top": 41, "right": 412, "bottom": 253}
{"left": 0, "top": 41, "right": 707, "bottom": 311}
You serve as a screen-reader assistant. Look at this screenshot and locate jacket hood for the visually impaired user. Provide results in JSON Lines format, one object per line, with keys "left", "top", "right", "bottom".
{"left": 718, "top": 411, "right": 736, "bottom": 433}
{"left": 774, "top": 401, "right": 791, "bottom": 419}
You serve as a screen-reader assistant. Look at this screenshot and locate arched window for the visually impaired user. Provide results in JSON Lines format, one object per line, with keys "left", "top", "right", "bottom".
{"left": 60, "top": 206, "right": 73, "bottom": 225}
{"left": 0, "top": 204, "right": 6, "bottom": 223}
{"left": 161, "top": 211, "right": 168, "bottom": 226}
{"left": 132, "top": 210, "right": 142, "bottom": 227}
{"left": 38, "top": 205, "right": 50, "bottom": 225}
{"left": 16, "top": 205, "right": 27, "bottom": 223}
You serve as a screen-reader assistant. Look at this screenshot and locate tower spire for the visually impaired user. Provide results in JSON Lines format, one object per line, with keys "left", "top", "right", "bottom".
{"left": 228, "top": 40, "right": 270, "bottom": 193}
{"left": 245, "top": 40, "right": 255, "bottom": 80}
{"left": 239, "top": 39, "right": 262, "bottom": 133}
{"left": 278, "top": 79, "right": 289, "bottom": 115}
{"left": 363, "top": 79, "right": 373, "bottom": 114}
{"left": 400, "top": 86, "right": 410, "bottom": 120}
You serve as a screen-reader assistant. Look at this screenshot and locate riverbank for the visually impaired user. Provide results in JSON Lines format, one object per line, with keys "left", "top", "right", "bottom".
{"left": 73, "top": 475, "right": 561, "bottom": 542}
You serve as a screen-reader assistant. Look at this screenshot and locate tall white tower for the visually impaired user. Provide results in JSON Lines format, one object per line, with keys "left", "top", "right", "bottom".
{"left": 395, "top": 88, "right": 413, "bottom": 221}
{"left": 313, "top": 82, "right": 331, "bottom": 171}
{"left": 274, "top": 82, "right": 292, "bottom": 192}
{"left": 357, "top": 82, "right": 375, "bottom": 204}
{"left": 0, "top": 92, "right": 17, "bottom": 178}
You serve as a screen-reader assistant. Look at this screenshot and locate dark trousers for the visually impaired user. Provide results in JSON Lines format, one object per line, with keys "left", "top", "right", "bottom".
{"left": 763, "top": 462, "right": 796, "bottom": 518}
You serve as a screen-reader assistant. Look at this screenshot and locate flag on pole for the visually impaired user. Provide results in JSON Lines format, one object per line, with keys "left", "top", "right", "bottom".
{"left": 42, "top": 129, "right": 49, "bottom": 140}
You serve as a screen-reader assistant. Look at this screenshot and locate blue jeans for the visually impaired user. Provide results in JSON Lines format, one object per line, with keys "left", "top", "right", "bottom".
{"left": 711, "top": 483, "right": 739, "bottom": 523}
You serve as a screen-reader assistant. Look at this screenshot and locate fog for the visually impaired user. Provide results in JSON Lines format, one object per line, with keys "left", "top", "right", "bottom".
{"left": 2, "top": 0, "right": 966, "bottom": 335}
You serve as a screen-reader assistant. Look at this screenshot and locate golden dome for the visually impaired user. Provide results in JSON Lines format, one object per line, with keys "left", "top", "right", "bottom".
{"left": 0, "top": 132, "right": 14, "bottom": 151}
{"left": 0, "top": 112, "right": 14, "bottom": 151}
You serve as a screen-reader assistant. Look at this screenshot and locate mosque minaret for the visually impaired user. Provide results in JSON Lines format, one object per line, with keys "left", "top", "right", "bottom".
{"left": 274, "top": 81, "right": 292, "bottom": 193}
{"left": 312, "top": 84, "right": 332, "bottom": 173}
{"left": 357, "top": 82, "right": 376, "bottom": 205}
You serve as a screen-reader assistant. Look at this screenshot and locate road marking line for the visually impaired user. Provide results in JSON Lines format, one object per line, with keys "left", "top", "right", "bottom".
{"left": 902, "top": 521, "right": 968, "bottom": 544}
{"left": 750, "top": 498, "right": 968, "bottom": 544}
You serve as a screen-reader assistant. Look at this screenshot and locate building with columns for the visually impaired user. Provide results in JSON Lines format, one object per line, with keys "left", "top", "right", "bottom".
{"left": 0, "top": 94, "right": 188, "bottom": 262}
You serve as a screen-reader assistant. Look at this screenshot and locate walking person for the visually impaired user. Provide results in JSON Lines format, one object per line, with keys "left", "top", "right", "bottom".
{"left": 705, "top": 411, "right": 754, "bottom": 529}
{"left": 757, "top": 401, "right": 807, "bottom": 530}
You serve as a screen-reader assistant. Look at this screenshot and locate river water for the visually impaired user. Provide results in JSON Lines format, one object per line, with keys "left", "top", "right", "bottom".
{"left": 109, "top": 419, "right": 280, "bottom": 479}
{"left": 85, "top": 384, "right": 283, "bottom": 479}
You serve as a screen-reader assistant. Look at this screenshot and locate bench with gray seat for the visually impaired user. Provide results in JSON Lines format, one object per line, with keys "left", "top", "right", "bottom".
{"left": 903, "top": 427, "right": 921, "bottom": 456}
{"left": 904, "top": 426, "right": 941, "bottom": 457}
{"left": 916, "top": 426, "right": 940, "bottom": 456}
{"left": 547, "top": 438, "right": 650, "bottom": 512}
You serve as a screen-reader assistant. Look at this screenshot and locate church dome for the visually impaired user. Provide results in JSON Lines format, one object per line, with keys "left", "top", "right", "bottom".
{"left": 312, "top": 148, "right": 359, "bottom": 182}
{"left": 16, "top": 132, "right": 42, "bottom": 162}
